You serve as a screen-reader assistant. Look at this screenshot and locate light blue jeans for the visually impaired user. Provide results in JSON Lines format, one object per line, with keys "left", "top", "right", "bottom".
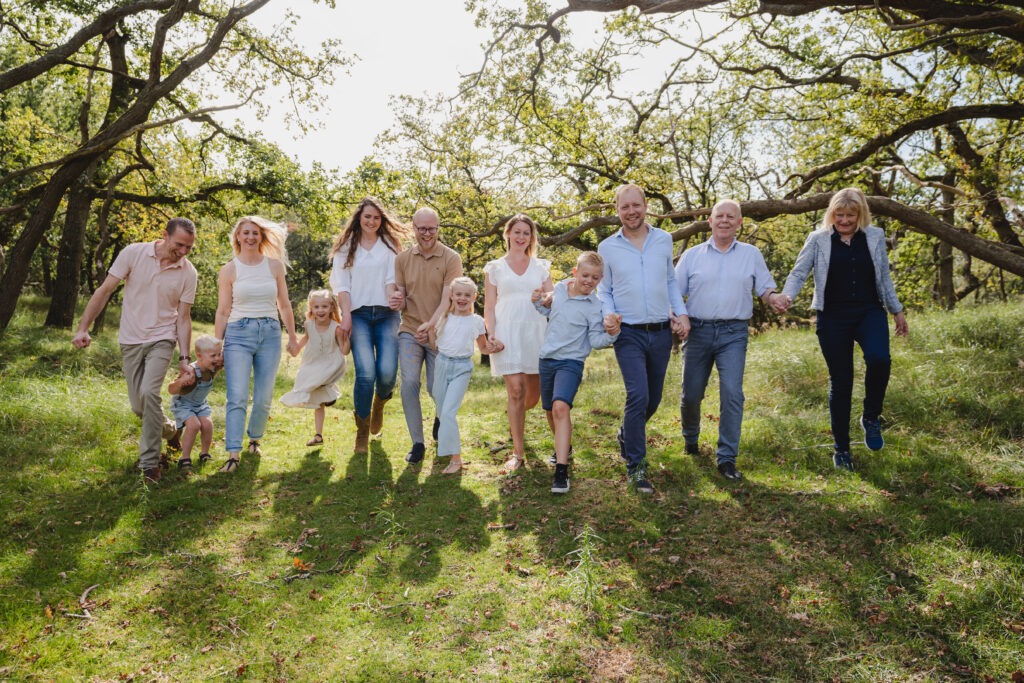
{"left": 350, "top": 306, "right": 400, "bottom": 418}
{"left": 399, "top": 331, "right": 437, "bottom": 444}
{"left": 681, "top": 319, "right": 749, "bottom": 464}
{"left": 432, "top": 353, "right": 474, "bottom": 457}
{"left": 224, "top": 317, "right": 282, "bottom": 453}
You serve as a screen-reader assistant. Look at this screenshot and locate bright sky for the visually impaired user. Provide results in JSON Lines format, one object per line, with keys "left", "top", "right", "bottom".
{"left": 239, "top": 1, "right": 608, "bottom": 173}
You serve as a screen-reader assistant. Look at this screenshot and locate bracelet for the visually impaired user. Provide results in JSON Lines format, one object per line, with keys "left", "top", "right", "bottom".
{"left": 181, "top": 354, "right": 192, "bottom": 362}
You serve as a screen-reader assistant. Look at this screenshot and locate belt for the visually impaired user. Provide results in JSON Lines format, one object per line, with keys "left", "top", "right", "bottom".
{"left": 689, "top": 318, "right": 747, "bottom": 327}
{"left": 621, "top": 320, "right": 670, "bottom": 331}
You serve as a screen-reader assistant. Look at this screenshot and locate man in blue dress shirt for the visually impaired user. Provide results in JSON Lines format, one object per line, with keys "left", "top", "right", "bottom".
{"left": 597, "top": 184, "right": 689, "bottom": 494}
{"left": 675, "top": 200, "right": 787, "bottom": 481}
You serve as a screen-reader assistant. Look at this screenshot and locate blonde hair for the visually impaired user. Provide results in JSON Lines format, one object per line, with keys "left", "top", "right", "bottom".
{"left": 193, "top": 334, "right": 223, "bottom": 354}
{"left": 575, "top": 251, "right": 604, "bottom": 270}
{"left": 329, "top": 196, "right": 411, "bottom": 268}
{"left": 434, "top": 276, "right": 478, "bottom": 340}
{"left": 304, "top": 289, "right": 342, "bottom": 324}
{"left": 503, "top": 213, "right": 539, "bottom": 257}
{"left": 231, "top": 216, "right": 289, "bottom": 263}
{"left": 821, "top": 187, "right": 872, "bottom": 232}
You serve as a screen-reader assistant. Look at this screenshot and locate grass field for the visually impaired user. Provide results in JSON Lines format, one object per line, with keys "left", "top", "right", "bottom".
{"left": 1, "top": 297, "right": 1023, "bottom": 681}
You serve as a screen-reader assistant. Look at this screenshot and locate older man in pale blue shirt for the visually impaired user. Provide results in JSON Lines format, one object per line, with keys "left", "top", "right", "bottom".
{"left": 598, "top": 184, "right": 689, "bottom": 494}
{"left": 675, "top": 199, "right": 786, "bottom": 481}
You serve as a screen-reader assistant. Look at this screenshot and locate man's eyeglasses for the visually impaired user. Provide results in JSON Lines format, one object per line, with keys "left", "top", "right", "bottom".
{"left": 414, "top": 225, "right": 438, "bottom": 233}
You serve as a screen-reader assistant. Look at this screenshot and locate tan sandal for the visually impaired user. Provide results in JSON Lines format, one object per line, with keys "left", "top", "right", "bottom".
{"left": 442, "top": 459, "right": 463, "bottom": 475}
{"left": 501, "top": 455, "right": 524, "bottom": 474}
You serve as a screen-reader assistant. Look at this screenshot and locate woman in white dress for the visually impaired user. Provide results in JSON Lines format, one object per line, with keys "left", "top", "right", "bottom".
{"left": 484, "top": 214, "right": 554, "bottom": 473}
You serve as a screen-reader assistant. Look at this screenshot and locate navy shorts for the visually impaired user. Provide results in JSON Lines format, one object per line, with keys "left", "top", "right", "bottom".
{"left": 539, "top": 358, "right": 585, "bottom": 411}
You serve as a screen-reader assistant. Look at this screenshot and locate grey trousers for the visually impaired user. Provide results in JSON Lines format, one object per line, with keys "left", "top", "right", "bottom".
{"left": 121, "top": 339, "right": 176, "bottom": 469}
{"left": 398, "top": 332, "right": 437, "bottom": 445}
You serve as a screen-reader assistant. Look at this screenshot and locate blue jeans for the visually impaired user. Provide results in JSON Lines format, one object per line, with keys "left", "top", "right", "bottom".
{"left": 399, "top": 331, "right": 437, "bottom": 444}
{"left": 224, "top": 317, "right": 282, "bottom": 453}
{"left": 539, "top": 358, "right": 584, "bottom": 410}
{"left": 432, "top": 353, "right": 473, "bottom": 457}
{"left": 816, "top": 305, "right": 891, "bottom": 451}
{"left": 350, "top": 306, "right": 400, "bottom": 418}
{"left": 680, "top": 319, "right": 749, "bottom": 464}
{"left": 613, "top": 325, "right": 674, "bottom": 468}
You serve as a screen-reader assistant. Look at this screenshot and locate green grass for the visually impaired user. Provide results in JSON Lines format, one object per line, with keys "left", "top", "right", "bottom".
{"left": 2, "top": 296, "right": 1023, "bottom": 681}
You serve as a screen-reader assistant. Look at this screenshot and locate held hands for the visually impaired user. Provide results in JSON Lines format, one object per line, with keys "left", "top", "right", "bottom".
{"left": 670, "top": 314, "right": 690, "bottom": 340}
{"left": 486, "top": 336, "right": 505, "bottom": 354}
{"left": 531, "top": 287, "right": 552, "bottom": 308}
{"left": 338, "top": 316, "right": 352, "bottom": 343}
{"left": 768, "top": 292, "right": 792, "bottom": 314}
{"left": 286, "top": 336, "right": 301, "bottom": 357}
{"left": 415, "top": 321, "right": 432, "bottom": 344}
{"left": 388, "top": 289, "right": 405, "bottom": 311}
{"left": 603, "top": 313, "right": 622, "bottom": 336}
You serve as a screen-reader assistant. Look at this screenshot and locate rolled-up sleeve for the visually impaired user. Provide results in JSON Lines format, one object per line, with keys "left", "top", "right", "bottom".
{"left": 329, "top": 251, "right": 352, "bottom": 294}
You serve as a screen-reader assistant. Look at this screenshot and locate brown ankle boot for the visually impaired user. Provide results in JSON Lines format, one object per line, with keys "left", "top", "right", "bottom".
{"left": 354, "top": 412, "right": 370, "bottom": 453}
{"left": 369, "top": 394, "right": 390, "bottom": 436}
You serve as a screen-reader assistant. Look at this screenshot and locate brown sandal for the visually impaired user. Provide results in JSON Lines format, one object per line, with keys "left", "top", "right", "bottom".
{"left": 306, "top": 434, "right": 323, "bottom": 447}
{"left": 219, "top": 457, "right": 240, "bottom": 473}
{"left": 247, "top": 440, "right": 262, "bottom": 455}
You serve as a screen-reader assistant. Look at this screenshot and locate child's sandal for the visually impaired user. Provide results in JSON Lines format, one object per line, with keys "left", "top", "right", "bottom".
{"left": 306, "top": 434, "right": 324, "bottom": 446}
{"left": 501, "top": 455, "right": 525, "bottom": 474}
{"left": 198, "top": 452, "right": 212, "bottom": 464}
{"left": 177, "top": 456, "right": 193, "bottom": 473}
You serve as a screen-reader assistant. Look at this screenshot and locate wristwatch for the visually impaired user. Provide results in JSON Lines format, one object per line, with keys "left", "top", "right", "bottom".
{"left": 181, "top": 354, "right": 192, "bottom": 362}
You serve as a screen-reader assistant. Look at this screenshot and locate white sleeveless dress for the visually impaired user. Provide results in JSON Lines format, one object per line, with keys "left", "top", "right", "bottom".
{"left": 484, "top": 256, "right": 550, "bottom": 376}
{"left": 280, "top": 320, "right": 346, "bottom": 408}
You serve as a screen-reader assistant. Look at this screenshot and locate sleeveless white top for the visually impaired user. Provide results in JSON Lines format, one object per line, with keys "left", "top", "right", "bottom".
{"left": 229, "top": 257, "right": 279, "bottom": 321}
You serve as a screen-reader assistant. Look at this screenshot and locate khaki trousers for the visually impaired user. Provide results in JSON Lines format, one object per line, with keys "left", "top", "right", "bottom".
{"left": 121, "top": 339, "right": 175, "bottom": 469}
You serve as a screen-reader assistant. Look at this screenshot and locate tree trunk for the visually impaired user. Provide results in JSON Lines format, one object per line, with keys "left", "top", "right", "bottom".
{"left": 45, "top": 164, "right": 98, "bottom": 328}
{"left": 937, "top": 182, "right": 956, "bottom": 310}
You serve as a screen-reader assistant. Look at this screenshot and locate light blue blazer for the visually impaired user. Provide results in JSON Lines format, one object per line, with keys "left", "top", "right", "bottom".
{"left": 781, "top": 225, "right": 903, "bottom": 314}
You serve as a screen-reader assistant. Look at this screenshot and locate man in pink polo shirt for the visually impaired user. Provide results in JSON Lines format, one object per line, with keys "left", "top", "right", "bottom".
{"left": 73, "top": 218, "right": 198, "bottom": 483}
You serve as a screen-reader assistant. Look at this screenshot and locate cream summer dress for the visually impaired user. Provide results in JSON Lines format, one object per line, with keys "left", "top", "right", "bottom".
{"left": 484, "top": 256, "right": 550, "bottom": 376}
{"left": 280, "top": 320, "right": 346, "bottom": 408}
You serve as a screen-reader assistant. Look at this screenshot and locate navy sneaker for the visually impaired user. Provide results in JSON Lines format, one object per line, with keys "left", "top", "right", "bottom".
{"left": 405, "top": 442, "right": 426, "bottom": 464}
{"left": 861, "top": 416, "right": 884, "bottom": 451}
{"left": 833, "top": 449, "right": 855, "bottom": 471}
{"left": 684, "top": 442, "right": 700, "bottom": 455}
{"left": 547, "top": 446, "right": 574, "bottom": 466}
{"left": 717, "top": 462, "right": 743, "bottom": 481}
{"left": 551, "top": 464, "right": 570, "bottom": 494}
{"left": 628, "top": 464, "right": 654, "bottom": 494}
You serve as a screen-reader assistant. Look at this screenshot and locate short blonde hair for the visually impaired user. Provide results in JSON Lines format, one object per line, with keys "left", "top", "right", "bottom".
{"left": 503, "top": 214, "right": 539, "bottom": 257}
{"left": 614, "top": 183, "right": 647, "bottom": 205}
{"left": 575, "top": 251, "right": 604, "bottom": 270}
{"left": 821, "top": 188, "right": 872, "bottom": 232}
{"left": 194, "top": 334, "right": 223, "bottom": 354}
{"left": 230, "top": 216, "right": 289, "bottom": 263}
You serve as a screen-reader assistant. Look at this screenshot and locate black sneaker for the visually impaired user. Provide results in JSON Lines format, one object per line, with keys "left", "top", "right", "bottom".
{"left": 432, "top": 417, "right": 440, "bottom": 441}
{"left": 861, "top": 416, "right": 884, "bottom": 451}
{"left": 832, "top": 449, "right": 855, "bottom": 471}
{"left": 551, "top": 464, "right": 570, "bottom": 494}
{"left": 406, "top": 442, "right": 426, "bottom": 464}
{"left": 629, "top": 464, "right": 654, "bottom": 494}
{"left": 547, "top": 446, "right": 574, "bottom": 466}
{"left": 684, "top": 442, "right": 699, "bottom": 455}
{"left": 717, "top": 462, "right": 743, "bottom": 481}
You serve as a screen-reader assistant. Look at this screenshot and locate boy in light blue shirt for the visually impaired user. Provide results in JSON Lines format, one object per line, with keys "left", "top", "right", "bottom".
{"left": 532, "top": 251, "right": 621, "bottom": 494}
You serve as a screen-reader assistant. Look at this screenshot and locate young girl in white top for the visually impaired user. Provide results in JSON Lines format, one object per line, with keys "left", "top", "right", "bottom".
{"left": 431, "top": 277, "right": 488, "bottom": 474}
{"left": 280, "top": 290, "right": 350, "bottom": 446}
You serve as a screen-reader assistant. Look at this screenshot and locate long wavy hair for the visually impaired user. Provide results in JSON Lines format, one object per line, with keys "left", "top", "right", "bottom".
{"left": 230, "top": 216, "right": 289, "bottom": 264}
{"left": 303, "top": 289, "right": 342, "bottom": 324}
{"left": 329, "top": 196, "right": 411, "bottom": 269}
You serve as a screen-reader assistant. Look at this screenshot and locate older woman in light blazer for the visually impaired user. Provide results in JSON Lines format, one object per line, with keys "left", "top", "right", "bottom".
{"left": 778, "top": 187, "right": 908, "bottom": 472}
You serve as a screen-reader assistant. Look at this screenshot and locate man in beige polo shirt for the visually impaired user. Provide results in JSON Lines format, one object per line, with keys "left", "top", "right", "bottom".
{"left": 73, "top": 218, "right": 198, "bottom": 483}
{"left": 390, "top": 207, "right": 463, "bottom": 464}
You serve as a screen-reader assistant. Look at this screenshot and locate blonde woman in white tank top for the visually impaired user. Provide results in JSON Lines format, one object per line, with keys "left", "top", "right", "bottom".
{"left": 214, "top": 216, "right": 299, "bottom": 472}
